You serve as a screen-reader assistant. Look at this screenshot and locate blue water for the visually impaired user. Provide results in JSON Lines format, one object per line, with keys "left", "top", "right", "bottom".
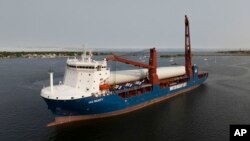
{"left": 0, "top": 55, "right": 250, "bottom": 141}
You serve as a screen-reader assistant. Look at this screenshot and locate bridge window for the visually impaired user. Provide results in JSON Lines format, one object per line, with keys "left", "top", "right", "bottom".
{"left": 67, "top": 64, "right": 95, "bottom": 69}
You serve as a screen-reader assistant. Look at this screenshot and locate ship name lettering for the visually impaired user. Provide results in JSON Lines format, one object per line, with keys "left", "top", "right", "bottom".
{"left": 88, "top": 98, "right": 104, "bottom": 104}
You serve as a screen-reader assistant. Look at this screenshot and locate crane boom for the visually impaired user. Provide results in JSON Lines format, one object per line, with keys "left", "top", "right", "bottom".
{"left": 106, "top": 48, "right": 159, "bottom": 85}
{"left": 106, "top": 55, "right": 154, "bottom": 69}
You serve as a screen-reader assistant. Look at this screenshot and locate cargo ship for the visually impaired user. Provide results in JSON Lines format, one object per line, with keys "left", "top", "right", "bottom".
{"left": 41, "top": 16, "right": 208, "bottom": 126}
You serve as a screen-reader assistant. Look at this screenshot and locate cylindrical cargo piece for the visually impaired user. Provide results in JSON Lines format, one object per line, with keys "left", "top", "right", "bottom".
{"left": 105, "top": 66, "right": 185, "bottom": 84}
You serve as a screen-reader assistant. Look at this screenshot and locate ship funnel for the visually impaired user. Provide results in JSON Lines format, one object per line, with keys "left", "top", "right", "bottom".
{"left": 48, "top": 68, "right": 54, "bottom": 93}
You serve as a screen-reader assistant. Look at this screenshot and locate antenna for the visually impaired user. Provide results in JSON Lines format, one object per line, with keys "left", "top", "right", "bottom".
{"left": 82, "top": 44, "right": 87, "bottom": 58}
{"left": 89, "top": 50, "right": 93, "bottom": 57}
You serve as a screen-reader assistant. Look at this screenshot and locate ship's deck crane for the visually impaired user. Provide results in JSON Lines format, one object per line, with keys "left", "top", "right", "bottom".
{"left": 106, "top": 15, "right": 193, "bottom": 86}
{"left": 106, "top": 48, "right": 159, "bottom": 86}
{"left": 185, "top": 15, "right": 193, "bottom": 78}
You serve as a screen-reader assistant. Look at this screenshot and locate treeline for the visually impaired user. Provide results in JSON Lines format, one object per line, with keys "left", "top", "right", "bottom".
{"left": 0, "top": 51, "right": 112, "bottom": 58}
{"left": 160, "top": 51, "right": 250, "bottom": 58}
{"left": 217, "top": 50, "right": 250, "bottom": 54}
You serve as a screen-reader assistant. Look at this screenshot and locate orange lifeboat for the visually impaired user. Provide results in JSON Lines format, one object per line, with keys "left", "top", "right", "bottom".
{"left": 100, "top": 84, "right": 111, "bottom": 91}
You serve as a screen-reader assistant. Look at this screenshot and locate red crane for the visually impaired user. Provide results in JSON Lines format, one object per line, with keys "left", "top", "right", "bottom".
{"left": 106, "top": 48, "right": 159, "bottom": 85}
{"left": 185, "top": 15, "right": 193, "bottom": 78}
{"left": 105, "top": 16, "right": 193, "bottom": 86}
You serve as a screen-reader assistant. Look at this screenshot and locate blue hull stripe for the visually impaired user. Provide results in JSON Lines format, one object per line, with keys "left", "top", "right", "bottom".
{"left": 44, "top": 73, "right": 207, "bottom": 126}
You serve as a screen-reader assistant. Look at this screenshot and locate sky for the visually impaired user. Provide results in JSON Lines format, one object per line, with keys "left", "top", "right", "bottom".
{"left": 0, "top": 0, "right": 250, "bottom": 51}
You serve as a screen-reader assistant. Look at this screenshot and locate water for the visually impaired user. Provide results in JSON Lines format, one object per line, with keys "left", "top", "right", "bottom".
{"left": 0, "top": 55, "right": 250, "bottom": 141}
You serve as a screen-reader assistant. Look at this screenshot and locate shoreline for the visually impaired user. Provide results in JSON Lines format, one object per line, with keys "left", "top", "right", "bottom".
{"left": 160, "top": 51, "right": 250, "bottom": 58}
{"left": 1, "top": 50, "right": 250, "bottom": 59}
{"left": 160, "top": 54, "right": 250, "bottom": 58}
{"left": 0, "top": 51, "right": 112, "bottom": 59}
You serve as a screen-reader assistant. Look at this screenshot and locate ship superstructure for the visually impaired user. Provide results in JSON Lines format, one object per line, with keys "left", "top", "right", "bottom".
{"left": 41, "top": 16, "right": 208, "bottom": 126}
{"left": 42, "top": 51, "right": 110, "bottom": 99}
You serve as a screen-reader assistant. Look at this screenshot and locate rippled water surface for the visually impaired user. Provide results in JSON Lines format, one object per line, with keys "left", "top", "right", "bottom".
{"left": 0, "top": 55, "right": 250, "bottom": 141}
